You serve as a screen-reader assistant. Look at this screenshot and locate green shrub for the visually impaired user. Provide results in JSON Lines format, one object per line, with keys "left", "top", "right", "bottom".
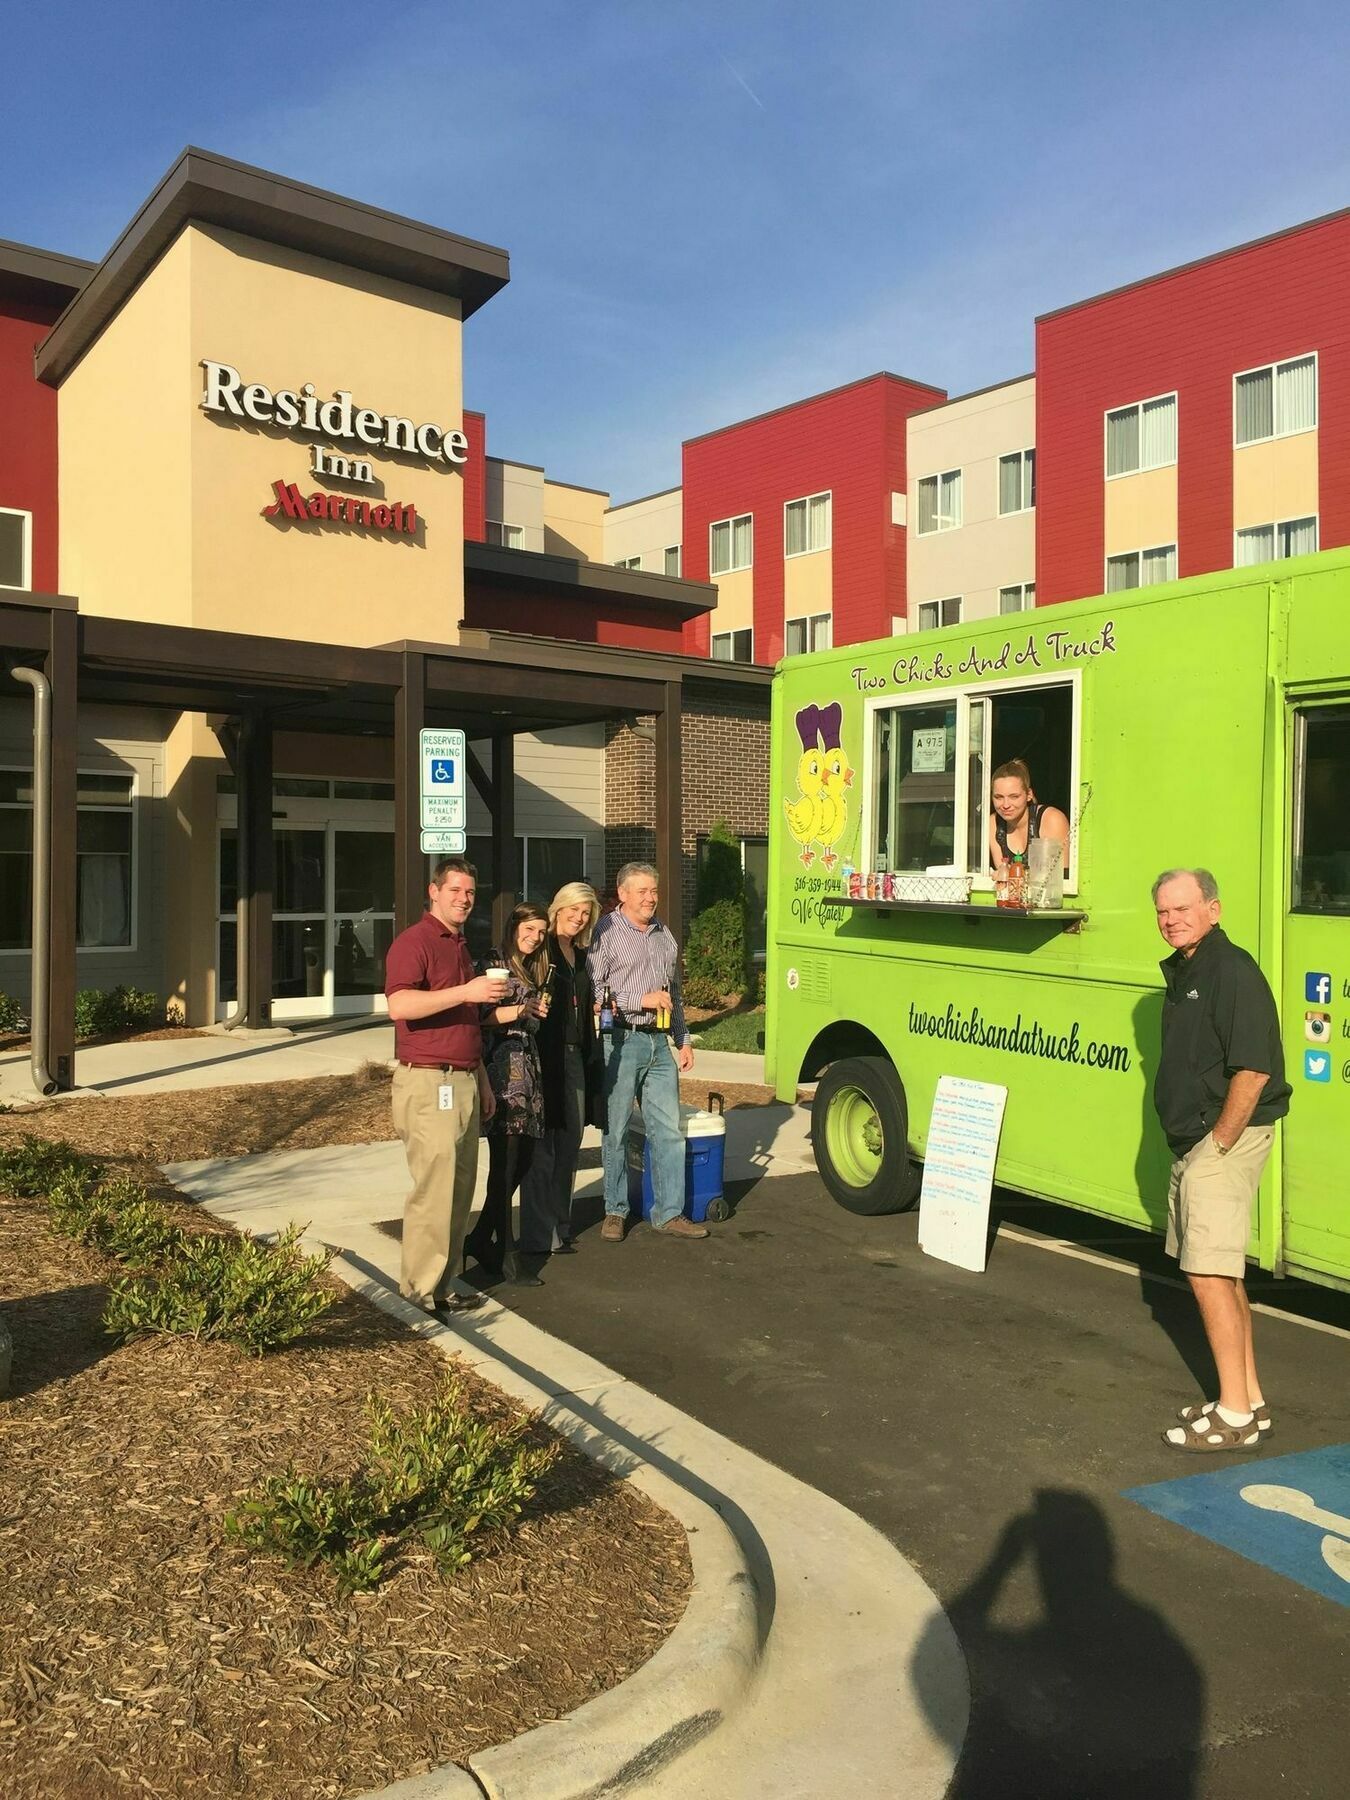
{"left": 0, "top": 1135, "right": 101, "bottom": 1199}
{"left": 754, "top": 968, "right": 767, "bottom": 1005}
{"left": 74, "top": 985, "right": 161, "bottom": 1040}
{"left": 684, "top": 897, "right": 749, "bottom": 1000}
{"left": 0, "top": 991, "right": 24, "bottom": 1034}
{"left": 226, "top": 1381, "right": 559, "bottom": 1594}
{"left": 103, "top": 1223, "right": 334, "bottom": 1356}
{"left": 682, "top": 973, "right": 728, "bottom": 1011}
{"left": 695, "top": 820, "right": 745, "bottom": 912}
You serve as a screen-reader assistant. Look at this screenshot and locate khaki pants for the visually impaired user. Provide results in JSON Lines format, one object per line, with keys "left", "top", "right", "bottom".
{"left": 392, "top": 1065, "right": 481, "bottom": 1311}
{"left": 1165, "top": 1126, "right": 1274, "bottom": 1277}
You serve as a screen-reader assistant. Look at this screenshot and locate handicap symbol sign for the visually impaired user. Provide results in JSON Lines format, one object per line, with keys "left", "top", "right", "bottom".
{"left": 1124, "top": 1443, "right": 1350, "bottom": 1608}
{"left": 430, "top": 758, "right": 455, "bottom": 784}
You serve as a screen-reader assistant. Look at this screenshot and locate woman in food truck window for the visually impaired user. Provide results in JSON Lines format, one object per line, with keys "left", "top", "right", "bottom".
{"left": 988, "top": 759, "right": 1070, "bottom": 870}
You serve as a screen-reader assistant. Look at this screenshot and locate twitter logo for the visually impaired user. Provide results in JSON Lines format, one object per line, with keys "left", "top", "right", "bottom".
{"left": 1304, "top": 1049, "right": 1331, "bottom": 1083}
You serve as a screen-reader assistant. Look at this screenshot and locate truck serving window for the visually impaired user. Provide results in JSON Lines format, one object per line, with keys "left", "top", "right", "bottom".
{"left": 1293, "top": 705, "right": 1350, "bottom": 913}
{"left": 870, "top": 679, "right": 1078, "bottom": 885}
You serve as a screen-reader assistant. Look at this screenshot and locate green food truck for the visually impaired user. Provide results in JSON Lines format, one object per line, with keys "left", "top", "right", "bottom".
{"left": 764, "top": 549, "right": 1349, "bottom": 1292}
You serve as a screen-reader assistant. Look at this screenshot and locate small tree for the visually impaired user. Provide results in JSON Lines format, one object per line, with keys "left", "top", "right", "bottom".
{"left": 685, "top": 822, "right": 749, "bottom": 1003}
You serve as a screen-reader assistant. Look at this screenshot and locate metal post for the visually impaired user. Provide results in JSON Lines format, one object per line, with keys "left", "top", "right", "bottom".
{"left": 490, "top": 731, "right": 516, "bottom": 947}
{"left": 46, "top": 609, "right": 77, "bottom": 1088}
{"left": 10, "top": 669, "right": 56, "bottom": 1095}
{"left": 655, "top": 680, "right": 683, "bottom": 941}
{"left": 394, "top": 650, "right": 427, "bottom": 932}
{"left": 242, "top": 710, "right": 274, "bottom": 1028}
{"left": 222, "top": 715, "right": 251, "bottom": 1031}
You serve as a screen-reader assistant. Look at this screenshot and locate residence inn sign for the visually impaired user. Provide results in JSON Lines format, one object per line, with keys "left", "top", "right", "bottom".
{"left": 200, "top": 359, "right": 471, "bottom": 540}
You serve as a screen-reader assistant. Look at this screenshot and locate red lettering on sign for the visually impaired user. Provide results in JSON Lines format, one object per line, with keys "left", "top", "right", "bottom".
{"left": 262, "top": 479, "right": 417, "bottom": 539}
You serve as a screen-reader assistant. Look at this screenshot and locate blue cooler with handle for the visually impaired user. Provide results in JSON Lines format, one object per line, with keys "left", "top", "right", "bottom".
{"left": 626, "top": 1099, "right": 728, "bottom": 1223}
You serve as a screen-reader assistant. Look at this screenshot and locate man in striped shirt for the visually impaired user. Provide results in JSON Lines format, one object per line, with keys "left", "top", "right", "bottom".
{"left": 588, "top": 861, "right": 707, "bottom": 1241}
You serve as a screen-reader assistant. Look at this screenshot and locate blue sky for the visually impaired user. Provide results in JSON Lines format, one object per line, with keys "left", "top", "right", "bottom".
{"left": 7, "top": 1, "right": 1350, "bottom": 500}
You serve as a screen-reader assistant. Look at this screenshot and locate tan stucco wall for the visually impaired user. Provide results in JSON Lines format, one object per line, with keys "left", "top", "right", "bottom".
{"left": 603, "top": 488, "right": 683, "bottom": 570}
{"left": 486, "top": 458, "right": 546, "bottom": 551}
{"left": 1103, "top": 465, "right": 1177, "bottom": 558}
{"left": 543, "top": 481, "right": 608, "bottom": 561}
{"left": 59, "top": 231, "right": 194, "bottom": 625}
{"left": 60, "top": 221, "right": 466, "bottom": 647}
{"left": 907, "top": 379, "right": 1036, "bottom": 623}
{"left": 709, "top": 567, "right": 754, "bottom": 638}
{"left": 1233, "top": 432, "right": 1319, "bottom": 532}
{"left": 783, "top": 548, "right": 832, "bottom": 617}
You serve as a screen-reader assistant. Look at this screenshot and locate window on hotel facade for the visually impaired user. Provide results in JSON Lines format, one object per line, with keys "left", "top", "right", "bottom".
{"left": 711, "top": 628, "right": 754, "bottom": 663}
{"left": 918, "top": 597, "right": 962, "bottom": 632}
{"left": 697, "top": 832, "right": 769, "bottom": 959}
{"left": 998, "top": 450, "right": 1035, "bottom": 515}
{"left": 784, "top": 491, "right": 831, "bottom": 556}
{"left": 1106, "top": 543, "right": 1177, "bottom": 591}
{"left": 916, "top": 470, "right": 962, "bottom": 535}
{"left": 1234, "top": 355, "right": 1317, "bottom": 446}
{"left": 0, "top": 508, "right": 32, "bottom": 590}
{"left": 664, "top": 545, "right": 681, "bottom": 577}
{"left": 785, "top": 613, "right": 832, "bottom": 656}
{"left": 1235, "top": 515, "right": 1319, "bottom": 567}
{"left": 999, "top": 582, "right": 1036, "bottom": 614}
{"left": 710, "top": 513, "right": 753, "bottom": 576}
{"left": 614, "top": 555, "right": 642, "bottom": 570}
{"left": 0, "top": 769, "right": 135, "bottom": 951}
{"left": 462, "top": 834, "right": 587, "bottom": 956}
{"left": 486, "top": 520, "right": 524, "bottom": 549}
{"left": 1105, "top": 393, "right": 1177, "bottom": 477}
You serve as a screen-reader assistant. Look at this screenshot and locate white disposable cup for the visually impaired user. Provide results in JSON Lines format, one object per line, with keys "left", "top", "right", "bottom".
{"left": 485, "top": 966, "right": 510, "bottom": 988}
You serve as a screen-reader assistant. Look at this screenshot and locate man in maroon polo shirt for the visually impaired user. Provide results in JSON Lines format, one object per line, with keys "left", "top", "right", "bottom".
{"left": 384, "top": 857, "right": 508, "bottom": 1319}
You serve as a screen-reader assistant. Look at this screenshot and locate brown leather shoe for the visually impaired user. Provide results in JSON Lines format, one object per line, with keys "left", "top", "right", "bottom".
{"left": 601, "top": 1215, "right": 626, "bottom": 1242}
{"left": 655, "top": 1215, "right": 710, "bottom": 1239}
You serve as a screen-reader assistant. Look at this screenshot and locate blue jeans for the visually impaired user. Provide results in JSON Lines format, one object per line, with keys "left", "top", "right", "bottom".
{"left": 602, "top": 1029, "right": 685, "bottom": 1226}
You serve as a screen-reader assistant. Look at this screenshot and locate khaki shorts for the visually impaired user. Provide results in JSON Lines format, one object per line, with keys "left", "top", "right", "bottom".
{"left": 1165, "top": 1126, "right": 1274, "bottom": 1277}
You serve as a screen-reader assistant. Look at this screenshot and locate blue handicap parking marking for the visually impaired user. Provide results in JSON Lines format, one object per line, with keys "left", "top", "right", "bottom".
{"left": 1124, "top": 1443, "right": 1350, "bottom": 1608}
{"left": 430, "top": 758, "right": 455, "bottom": 783}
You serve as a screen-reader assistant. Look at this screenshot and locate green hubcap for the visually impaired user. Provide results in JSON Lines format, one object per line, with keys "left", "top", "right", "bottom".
{"left": 825, "top": 1084, "right": 884, "bottom": 1189}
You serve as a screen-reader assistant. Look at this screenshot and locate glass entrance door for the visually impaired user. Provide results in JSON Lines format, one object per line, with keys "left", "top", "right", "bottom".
{"left": 218, "top": 819, "right": 395, "bottom": 1021}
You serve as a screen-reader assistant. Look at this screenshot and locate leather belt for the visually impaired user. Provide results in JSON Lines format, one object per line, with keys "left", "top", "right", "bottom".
{"left": 397, "top": 1060, "right": 477, "bottom": 1072}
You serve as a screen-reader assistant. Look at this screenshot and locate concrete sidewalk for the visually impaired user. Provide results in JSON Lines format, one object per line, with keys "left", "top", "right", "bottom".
{"left": 163, "top": 1138, "right": 966, "bottom": 1796}
{"left": 0, "top": 1023, "right": 774, "bottom": 1105}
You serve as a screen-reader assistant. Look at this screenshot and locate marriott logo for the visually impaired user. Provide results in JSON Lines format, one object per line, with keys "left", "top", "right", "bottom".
{"left": 263, "top": 479, "right": 418, "bottom": 536}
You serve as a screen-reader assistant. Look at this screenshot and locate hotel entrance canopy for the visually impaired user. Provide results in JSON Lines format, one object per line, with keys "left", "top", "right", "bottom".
{"left": 1, "top": 590, "right": 770, "bottom": 1089}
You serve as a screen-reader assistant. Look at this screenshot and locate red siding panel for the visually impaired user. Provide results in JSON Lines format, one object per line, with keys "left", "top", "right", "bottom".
{"left": 462, "top": 583, "right": 687, "bottom": 652}
{"left": 462, "top": 409, "right": 487, "bottom": 543}
{"left": 1037, "top": 213, "right": 1350, "bottom": 605}
{"left": 681, "top": 373, "right": 945, "bottom": 658}
{"left": 0, "top": 298, "right": 64, "bottom": 592}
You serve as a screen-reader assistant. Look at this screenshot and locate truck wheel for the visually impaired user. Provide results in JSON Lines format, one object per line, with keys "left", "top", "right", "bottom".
{"left": 812, "top": 1056, "right": 920, "bottom": 1216}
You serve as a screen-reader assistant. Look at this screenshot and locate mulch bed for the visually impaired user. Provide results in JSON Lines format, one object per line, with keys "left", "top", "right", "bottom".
{"left": 0, "top": 1193, "right": 691, "bottom": 1799}
{"left": 0, "top": 1027, "right": 212, "bottom": 1055}
{"left": 0, "top": 1068, "right": 785, "bottom": 1170}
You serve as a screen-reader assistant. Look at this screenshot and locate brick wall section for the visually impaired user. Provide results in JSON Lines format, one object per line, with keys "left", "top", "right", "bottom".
{"left": 604, "top": 687, "right": 770, "bottom": 924}
{"left": 1037, "top": 209, "right": 1350, "bottom": 604}
{"left": 681, "top": 371, "right": 946, "bottom": 661}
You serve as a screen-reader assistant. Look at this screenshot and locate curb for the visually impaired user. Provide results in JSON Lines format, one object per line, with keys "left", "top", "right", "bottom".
{"left": 312, "top": 1250, "right": 762, "bottom": 1800}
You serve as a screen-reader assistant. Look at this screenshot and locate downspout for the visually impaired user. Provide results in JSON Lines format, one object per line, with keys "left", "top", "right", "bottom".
{"left": 11, "top": 668, "right": 58, "bottom": 1095}
{"left": 223, "top": 712, "right": 252, "bottom": 1031}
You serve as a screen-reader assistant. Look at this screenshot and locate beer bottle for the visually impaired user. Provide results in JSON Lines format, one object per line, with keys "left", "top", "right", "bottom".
{"left": 655, "top": 996, "right": 672, "bottom": 1032}
{"left": 599, "top": 984, "right": 615, "bottom": 1033}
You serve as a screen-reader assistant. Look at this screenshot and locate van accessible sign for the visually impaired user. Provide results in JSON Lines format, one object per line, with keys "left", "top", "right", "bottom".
{"left": 419, "top": 729, "right": 466, "bottom": 854}
{"left": 200, "top": 361, "right": 469, "bottom": 466}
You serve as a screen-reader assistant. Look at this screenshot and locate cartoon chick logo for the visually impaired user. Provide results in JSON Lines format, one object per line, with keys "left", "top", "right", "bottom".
{"left": 784, "top": 700, "right": 854, "bottom": 869}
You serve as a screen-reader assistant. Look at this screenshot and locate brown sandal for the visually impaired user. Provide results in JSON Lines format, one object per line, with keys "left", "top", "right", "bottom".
{"left": 1178, "top": 1399, "right": 1272, "bottom": 1435}
{"left": 1164, "top": 1413, "right": 1263, "bottom": 1452}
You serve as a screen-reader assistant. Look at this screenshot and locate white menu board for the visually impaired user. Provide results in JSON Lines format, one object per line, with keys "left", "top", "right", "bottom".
{"left": 918, "top": 1076, "right": 1008, "bottom": 1273}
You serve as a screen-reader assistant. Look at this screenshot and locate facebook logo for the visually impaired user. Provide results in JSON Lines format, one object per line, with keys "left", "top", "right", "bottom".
{"left": 1305, "top": 972, "right": 1332, "bottom": 1005}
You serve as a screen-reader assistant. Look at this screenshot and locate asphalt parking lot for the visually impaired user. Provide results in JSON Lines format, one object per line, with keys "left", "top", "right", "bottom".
{"left": 500, "top": 1160, "right": 1350, "bottom": 1800}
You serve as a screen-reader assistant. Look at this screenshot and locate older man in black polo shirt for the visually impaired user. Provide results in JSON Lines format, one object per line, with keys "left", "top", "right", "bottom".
{"left": 1152, "top": 868, "right": 1291, "bottom": 1451}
